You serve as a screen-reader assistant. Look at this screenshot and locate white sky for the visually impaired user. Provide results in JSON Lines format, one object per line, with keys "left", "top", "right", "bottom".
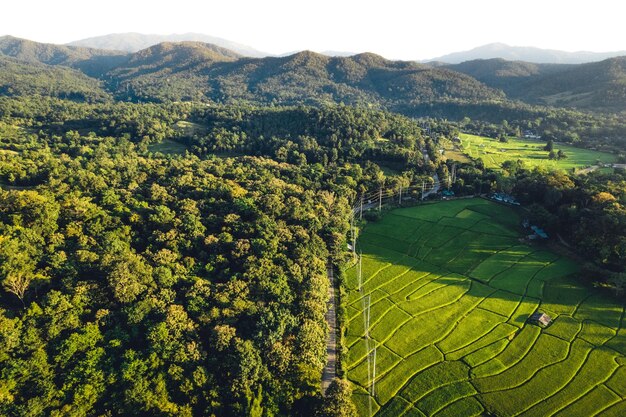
{"left": 2, "top": 0, "right": 625, "bottom": 60}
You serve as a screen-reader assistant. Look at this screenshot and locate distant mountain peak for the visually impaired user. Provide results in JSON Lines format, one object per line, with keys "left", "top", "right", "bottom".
{"left": 430, "top": 43, "right": 626, "bottom": 64}
{"left": 68, "top": 32, "right": 268, "bottom": 57}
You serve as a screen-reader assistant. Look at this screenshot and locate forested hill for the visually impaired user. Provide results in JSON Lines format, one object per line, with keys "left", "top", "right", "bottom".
{"left": 0, "top": 56, "right": 111, "bottom": 102}
{"left": 107, "top": 46, "right": 504, "bottom": 105}
{"left": 447, "top": 57, "right": 626, "bottom": 112}
{"left": 2, "top": 36, "right": 626, "bottom": 114}
{"left": 0, "top": 35, "right": 129, "bottom": 76}
{"left": 518, "top": 57, "right": 626, "bottom": 112}
{"left": 445, "top": 59, "right": 571, "bottom": 96}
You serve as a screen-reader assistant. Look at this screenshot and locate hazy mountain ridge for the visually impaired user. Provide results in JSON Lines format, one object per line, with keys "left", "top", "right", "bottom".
{"left": 431, "top": 42, "right": 626, "bottom": 64}
{"left": 68, "top": 32, "right": 268, "bottom": 57}
{"left": 0, "top": 35, "right": 129, "bottom": 76}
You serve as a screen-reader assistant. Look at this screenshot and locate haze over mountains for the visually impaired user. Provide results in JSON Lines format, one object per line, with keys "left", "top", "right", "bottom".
{"left": 0, "top": 34, "right": 625, "bottom": 114}
{"left": 68, "top": 32, "right": 268, "bottom": 57}
{"left": 430, "top": 42, "right": 626, "bottom": 64}
{"left": 66, "top": 34, "right": 626, "bottom": 64}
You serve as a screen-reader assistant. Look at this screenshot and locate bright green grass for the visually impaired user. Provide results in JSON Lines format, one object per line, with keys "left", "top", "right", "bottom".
{"left": 148, "top": 139, "right": 188, "bottom": 155}
{"left": 606, "top": 328, "right": 626, "bottom": 356}
{"left": 362, "top": 262, "right": 421, "bottom": 294}
{"left": 605, "top": 366, "right": 626, "bottom": 397}
{"left": 602, "top": 401, "right": 626, "bottom": 417}
{"left": 376, "top": 396, "right": 412, "bottom": 417}
{"left": 478, "top": 290, "right": 522, "bottom": 318}
{"left": 386, "top": 292, "right": 478, "bottom": 356}
{"left": 456, "top": 133, "right": 617, "bottom": 171}
{"left": 401, "top": 407, "right": 426, "bottom": 417}
{"left": 386, "top": 271, "right": 442, "bottom": 302}
{"left": 473, "top": 333, "right": 569, "bottom": 392}
{"left": 353, "top": 387, "right": 380, "bottom": 417}
{"left": 489, "top": 259, "right": 545, "bottom": 295}
{"left": 462, "top": 338, "right": 510, "bottom": 367}
{"left": 432, "top": 397, "right": 484, "bottom": 417}
{"left": 578, "top": 320, "right": 616, "bottom": 346}
{"left": 446, "top": 323, "right": 518, "bottom": 362}
{"left": 415, "top": 381, "right": 477, "bottom": 416}
{"left": 436, "top": 308, "right": 505, "bottom": 353}
{"left": 575, "top": 294, "right": 624, "bottom": 329}
{"left": 507, "top": 296, "right": 541, "bottom": 327}
{"left": 543, "top": 315, "right": 582, "bottom": 342}
{"left": 397, "top": 361, "right": 470, "bottom": 401}
{"left": 517, "top": 347, "right": 619, "bottom": 417}
{"left": 375, "top": 346, "right": 443, "bottom": 405}
{"left": 481, "top": 339, "right": 593, "bottom": 416}
{"left": 471, "top": 325, "right": 541, "bottom": 378}
{"left": 553, "top": 385, "right": 621, "bottom": 417}
{"left": 349, "top": 344, "right": 402, "bottom": 388}
{"left": 345, "top": 199, "right": 626, "bottom": 416}
{"left": 468, "top": 246, "right": 533, "bottom": 283}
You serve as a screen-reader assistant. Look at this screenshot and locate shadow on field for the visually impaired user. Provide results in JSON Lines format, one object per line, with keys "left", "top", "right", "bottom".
{"left": 351, "top": 200, "right": 618, "bottom": 332}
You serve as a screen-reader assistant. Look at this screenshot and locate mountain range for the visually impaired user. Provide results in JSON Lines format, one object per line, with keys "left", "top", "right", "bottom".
{"left": 445, "top": 58, "right": 626, "bottom": 111}
{"left": 0, "top": 35, "right": 625, "bottom": 114}
{"left": 106, "top": 42, "right": 502, "bottom": 106}
{"left": 429, "top": 43, "right": 626, "bottom": 64}
{"left": 67, "top": 32, "right": 268, "bottom": 57}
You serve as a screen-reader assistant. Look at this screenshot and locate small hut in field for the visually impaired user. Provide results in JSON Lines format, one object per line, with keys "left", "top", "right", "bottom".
{"left": 529, "top": 312, "right": 552, "bottom": 328}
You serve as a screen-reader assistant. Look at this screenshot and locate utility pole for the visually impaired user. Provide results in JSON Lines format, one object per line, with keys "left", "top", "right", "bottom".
{"left": 350, "top": 214, "right": 356, "bottom": 256}
{"left": 365, "top": 294, "right": 371, "bottom": 338}
{"left": 398, "top": 186, "right": 402, "bottom": 205}
{"left": 371, "top": 344, "right": 377, "bottom": 398}
{"left": 358, "top": 252, "right": 363, "bottom": 290}
{"left": 362, "top": 291, "right": 372, "bottom": 417}
{"left": 352, "top": 220, "right": 357, "bottom": 257}
{"left": 378, "top": 186, "right": 382, "bottom": 211}
{"left": 421, "top": 180, "right": 425, "bottom": 201}
{"left": 360, "top": 194, "right": 364, "bottom": 220}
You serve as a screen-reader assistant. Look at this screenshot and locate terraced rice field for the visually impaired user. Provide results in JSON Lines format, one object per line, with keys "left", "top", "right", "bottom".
{"left": 450, "top": 133, "right": 617, "bottom": 170}
{"left": 345, "top": 198, "right": 626, "bottom": 416}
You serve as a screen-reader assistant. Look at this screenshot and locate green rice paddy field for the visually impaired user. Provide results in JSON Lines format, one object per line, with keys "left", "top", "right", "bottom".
{"left": 345, "top": 198, "right": 626, "bottom": 416}
{"left": 452, "top": 133, "right": 617, "bottom": 170}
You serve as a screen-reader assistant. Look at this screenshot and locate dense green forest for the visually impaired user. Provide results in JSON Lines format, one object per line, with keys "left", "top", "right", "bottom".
{"left": 1, "top": 35, "right": 626, "bottom": 417}
{"left": 0, "top": 57, "right": 111, "bottom": 102}
{"left": 0, "top": 99, "right": 434, "bottom": 416}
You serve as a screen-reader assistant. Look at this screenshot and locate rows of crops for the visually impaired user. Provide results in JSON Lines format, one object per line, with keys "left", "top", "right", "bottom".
{"left": 345, "top": 198, "right": 626, "bottom": 416}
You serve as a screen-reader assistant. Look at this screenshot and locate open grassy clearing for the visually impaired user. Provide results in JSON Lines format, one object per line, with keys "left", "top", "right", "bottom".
{"left": 148, "top": 138, "right": 189, "bottom": 155}
{"left": 345, "top": 198, "right": 626, "bottom": 416}
{"left": 447, "top": 133, "right": 617, "bottom": 171}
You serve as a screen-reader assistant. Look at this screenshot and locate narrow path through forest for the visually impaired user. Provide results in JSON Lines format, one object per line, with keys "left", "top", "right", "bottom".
{"left": 322, "top": 263, "right": 337, "bottom": 395}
